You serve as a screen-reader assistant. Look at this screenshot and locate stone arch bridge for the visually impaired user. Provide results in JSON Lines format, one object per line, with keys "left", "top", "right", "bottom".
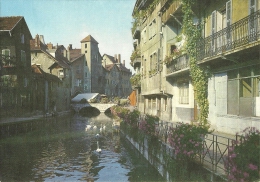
{"left": 71, "top": 103, "right": 116, "bottom": 113}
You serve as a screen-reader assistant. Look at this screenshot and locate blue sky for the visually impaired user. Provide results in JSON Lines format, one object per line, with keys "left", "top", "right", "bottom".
{"left": 0, "top": 0, "right": 136, "bottom": 71}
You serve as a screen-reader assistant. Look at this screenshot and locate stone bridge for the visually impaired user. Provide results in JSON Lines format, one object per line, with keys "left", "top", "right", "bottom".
{"left": 71, "top": 103, "right": 116, "bottom": 113}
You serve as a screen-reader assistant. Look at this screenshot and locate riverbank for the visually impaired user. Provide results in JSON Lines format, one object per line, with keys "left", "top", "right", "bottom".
{"left": 0, "top": 110, "right": 72, "bottom": 125}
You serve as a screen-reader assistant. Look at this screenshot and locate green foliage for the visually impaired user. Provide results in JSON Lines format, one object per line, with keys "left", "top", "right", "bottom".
{"left": 225, "top": 127, "right": 260, "bottom": 181}
{"left": 182, "top": 0, "right": 209, "bottom": 126}
{"left": 100, "top": 97, "right": 109, "bottom": 103}
{"left": 139, "top": 114, "right": 159, "bottom": 136}
{"left": 130, "top": 74, "right": 141, "bottom": 87}
{"left": 168, "top": 122, "right": 210, "bottom": 161}
{"left": 130, "top": 49, "right": 141, "bottom": 64}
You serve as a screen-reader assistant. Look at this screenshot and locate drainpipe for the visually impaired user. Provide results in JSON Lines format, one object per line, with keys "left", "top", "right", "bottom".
{"left": 45, "top": 80, "right": 48, "bottom": 114}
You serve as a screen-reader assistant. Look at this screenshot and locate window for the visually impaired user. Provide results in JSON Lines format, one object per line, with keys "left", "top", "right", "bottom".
{"left": 85, "top": 43, "right": 87, "bottom": 48}
{"left": 59, "top": 70, "right": 64, "bottom": 77}
{"left": 21, "top": 33, "right": 24, "bottom": 44}
{"left": 21, "top": 50, "right": 26, "bottom": 66}
{"left": 76, "top": 79, "right": 82, "bottom": 87}
{"left": 227, "top": 65, "right": 260, "bottom": 116}
{"left": 2, "top": 49, "right": 10, "bottom": 57}
{"left": 85, "top": 50, "right": 87, "bottom": 53}
{"left": 179, "top": 82, "right": 189, "bottom": 104}
{"left": 24, "top": 77, "right": 28, "bottom": 87}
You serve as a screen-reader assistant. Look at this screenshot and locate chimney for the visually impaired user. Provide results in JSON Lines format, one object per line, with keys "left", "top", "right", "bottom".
{"left": 35, "top": 34, "right": 39, "bottom": 47}
{"left": 69, "top": 44, "right": 72, "bottom": 50}
{"left": 47, "top": 42, "right": 53, "bottom": 49}
{"left": 123, "top": 60, "right": 125, "bottom": 66}
{"left": 114, "top": 54, "right": 117, "bottom": 62}
{"left": 63, "top": 49, "right": 67, "bottom": 58}
{"left": 117, "top": 54, "right": 121, "bottom": 63}
{"left": 39, "top": 35, "right": 45, "bottom": 44}
{"left": 67, "top": 45, "right": 70, "bottom": 61}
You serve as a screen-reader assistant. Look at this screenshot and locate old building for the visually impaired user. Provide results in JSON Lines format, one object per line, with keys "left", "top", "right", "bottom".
{"left": 30, "top": 35, "right": 71, "bottom": 113}
{"left": 0, "top": 16, "right": 33, "bottom": 116}
{"left": 102, "top": 54, "right": 132, "bottom": 97}
{"left": 131, "top": 0, "right": 260, "bottom": 134}
{"left": 80, "top": 35, "right": 103, "bottom": 93}
{"left": 197, "top": 0, "right": 260, "bottom": 134}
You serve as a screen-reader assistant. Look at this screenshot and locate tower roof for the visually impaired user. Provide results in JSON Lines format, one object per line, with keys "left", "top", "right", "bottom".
{"left": 80, "top": 35, "right": 99, "bottom": 44}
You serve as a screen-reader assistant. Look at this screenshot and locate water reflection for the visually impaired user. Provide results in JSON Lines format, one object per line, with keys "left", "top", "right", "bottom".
{"left": 0, "top": 112, "right": 164, "bottom": 181}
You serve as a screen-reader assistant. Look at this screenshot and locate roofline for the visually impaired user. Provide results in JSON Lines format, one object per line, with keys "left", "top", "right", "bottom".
{"left": 10, "top": 16, "right": 23, "bottom": 32}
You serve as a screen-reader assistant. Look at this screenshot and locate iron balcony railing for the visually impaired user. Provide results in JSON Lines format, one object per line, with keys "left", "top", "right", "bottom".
{"left": 166, "top": 54, "right": 189, "bottom": 75}
{"left": 196, "top": 10, "right": 260, "bottom": 61}
{"left": 1, "top": 55, "right": 16, "bottom": 67}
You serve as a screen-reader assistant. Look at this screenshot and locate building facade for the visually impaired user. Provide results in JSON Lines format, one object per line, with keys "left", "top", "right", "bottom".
{"left": 0, "top": 16, "right": 33, "bottom": 116}
{"left": 131, "top": 0, "right": 260, "bottom": 134}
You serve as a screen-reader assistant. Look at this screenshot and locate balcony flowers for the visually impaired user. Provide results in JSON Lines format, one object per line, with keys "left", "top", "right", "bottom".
{"left": 168, "top": 122, "right": 209, "bottom": 161}
{"left": 224, "top": 127, "right": 260, "bottom": 182}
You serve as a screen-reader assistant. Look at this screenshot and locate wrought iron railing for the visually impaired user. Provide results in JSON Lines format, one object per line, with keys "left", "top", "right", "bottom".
{"left": 154, "top": 120, "right": 240, "bottom": 177}
{"left": 166, "top": 54, "right": 189, "bottom": 75}
{"left": 196, "top": 10, "right": 260, "bottom": 61}
{"left": 1, "top": 55, "right": 16, "bottom": 67}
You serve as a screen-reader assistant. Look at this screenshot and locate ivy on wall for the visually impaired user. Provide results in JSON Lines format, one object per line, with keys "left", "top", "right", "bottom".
{"left": 182, "top": 0, "right": 209, "bottom": 126}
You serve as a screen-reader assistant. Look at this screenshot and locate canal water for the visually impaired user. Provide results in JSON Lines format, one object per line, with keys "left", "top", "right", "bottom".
{"left": 0, "top": 112, "right": 165, "bottom": 181}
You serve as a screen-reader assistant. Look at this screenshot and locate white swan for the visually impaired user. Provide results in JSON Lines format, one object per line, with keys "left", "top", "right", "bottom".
{"left": 96, "top": 141, "right": 101, "bottom": 153}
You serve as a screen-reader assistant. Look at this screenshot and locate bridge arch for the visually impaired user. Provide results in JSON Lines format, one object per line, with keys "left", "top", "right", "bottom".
{"left": 71, "top": 103, "right": 116, "bottom": 113}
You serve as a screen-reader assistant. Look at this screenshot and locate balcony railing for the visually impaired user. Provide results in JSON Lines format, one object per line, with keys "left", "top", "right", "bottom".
{"left": 196, "top": 10, "right": 260, "bottom": 61}
{"left": 1, "top": 55, "right": 16, "bottom": 67}
{"left": 166, "top": 54, "right": 189, "bottom": 75}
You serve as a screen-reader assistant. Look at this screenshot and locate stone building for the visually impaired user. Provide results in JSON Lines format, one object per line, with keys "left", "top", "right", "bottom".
{"left": 30, "top": 35, "right": 71, "bottom": 113}
{"left": 102, "top": 54, "right": 132, "bottom": 97}
{"left": 131, "top": 0, "right": 260, "bottom": 134}
{"left": 0, "top": 16, "right": 33, "bottom": 116}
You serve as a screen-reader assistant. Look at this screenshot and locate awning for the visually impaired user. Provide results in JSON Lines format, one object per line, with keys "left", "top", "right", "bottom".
{"left": 71, "top": 93, "right": 99, "bottom": 103}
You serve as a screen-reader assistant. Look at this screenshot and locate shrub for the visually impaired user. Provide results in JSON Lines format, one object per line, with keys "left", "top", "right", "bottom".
{"left": 139, "top": 114, "right": 159, "bottom": 136}
{"left": 124, "top": 109, "right": 140, "bottom": 129}
{"left": 168, "top": 122, "right": 209, "bottom": 161}
{"left": 225, "top": 127, "right": 260, "bottom": 182}
{"left": 110, "top": 106, "right": 130, "bottom": 120}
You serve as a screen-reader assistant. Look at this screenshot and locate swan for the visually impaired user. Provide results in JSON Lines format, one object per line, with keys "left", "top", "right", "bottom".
{"left": 93, "top": 125, "right": 97, "bottom": 129}
{"left": 96, "top": 141, "right": 101, "bottom": 153}
{"left": 86, "top": 125, "right": 91, "bottom": 131}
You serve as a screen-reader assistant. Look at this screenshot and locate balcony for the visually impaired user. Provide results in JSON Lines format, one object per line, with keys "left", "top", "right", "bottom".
{"left": 161, "top": 0, "right": 182, "bottom": 24}
{"left": 166, "top": 54, "right": 189, "bottom": 77}
{"left": 196, "top": 10, "right": 260, "bottom": 64}
{"left": 132, "top": 57, "right": 141, "bottom": 70}
{"left": 1, "top": 55, "right": 16, "bottom": 67}
{"left": 132, "top": 25, "right": 140, "bottom": 39}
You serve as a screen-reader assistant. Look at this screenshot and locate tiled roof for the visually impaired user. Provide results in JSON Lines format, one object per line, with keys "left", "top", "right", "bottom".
{"left": 30, "top": 39, "right": 47, "bottom": 51}
{"left": 80, "top": 35, "right": 99, "bottom": 44}
{"left": 104, "top": 54, "right": 117, "bottom": 63}
{"left": 32, "top": 64, "right": 61, "bottom": 82}
{"left": 0, "top": 16, "right": 23, "bottom": 31}
{"left": 105, "top": 64, "right": 115, "bottom": 71}
{"left": 69, "top": 49, "right": 83, "bottom": 62}
{"left": 117, "top": 64, "right": 131, "bottom": 73}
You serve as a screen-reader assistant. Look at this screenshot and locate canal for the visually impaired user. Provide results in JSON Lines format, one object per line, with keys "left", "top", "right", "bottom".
{"left": 0, "top": 111, "right": 222, "bottom": 181}
{"left": 0, "top": 112, "right": 164, "bottom": 181}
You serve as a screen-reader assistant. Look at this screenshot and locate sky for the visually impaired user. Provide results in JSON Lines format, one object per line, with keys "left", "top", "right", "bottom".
{"left": 0, "top": 0, "right": 136, "bottom": 72}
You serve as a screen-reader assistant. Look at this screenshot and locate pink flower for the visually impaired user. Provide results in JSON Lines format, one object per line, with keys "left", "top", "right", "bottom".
{"left": 243, "top": 172, "right": 249, "bottom": 178}
{"left": 248, "top": 163, "right": 258, "bottom": 171}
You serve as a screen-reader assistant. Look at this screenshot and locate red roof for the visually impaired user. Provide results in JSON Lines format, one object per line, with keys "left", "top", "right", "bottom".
{"left": 80, "top": 35, "right": 99, "bottom": 44}
{"left": 0, "top": 16, "right": 23, "bottom": 31}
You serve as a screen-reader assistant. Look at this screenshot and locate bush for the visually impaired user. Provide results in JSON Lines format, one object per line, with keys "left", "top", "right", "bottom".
{"left": 168, "top": 122, "right": 209, "bottom": 161}
{"left": 139, "top": 114, "right": 159, "bottom": 136}
{"left": 225, "top": 127, "right": 260, "bottom": 182}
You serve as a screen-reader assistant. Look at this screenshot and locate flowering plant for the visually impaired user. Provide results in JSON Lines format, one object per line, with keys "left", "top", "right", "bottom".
{"left": 168, "top": 122, "right": 209, "bottom": 161}
{"left": 110, "top": 105, "right": 129, "bottom": 120}
{"left": 225, "top": 127, "right": 260, "bottom": 181}
{"left": 139, "top": 114, "right": 159, "bottom": 136}
{"left": 124, "top": 109, "right": 140, "bottom": 129}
